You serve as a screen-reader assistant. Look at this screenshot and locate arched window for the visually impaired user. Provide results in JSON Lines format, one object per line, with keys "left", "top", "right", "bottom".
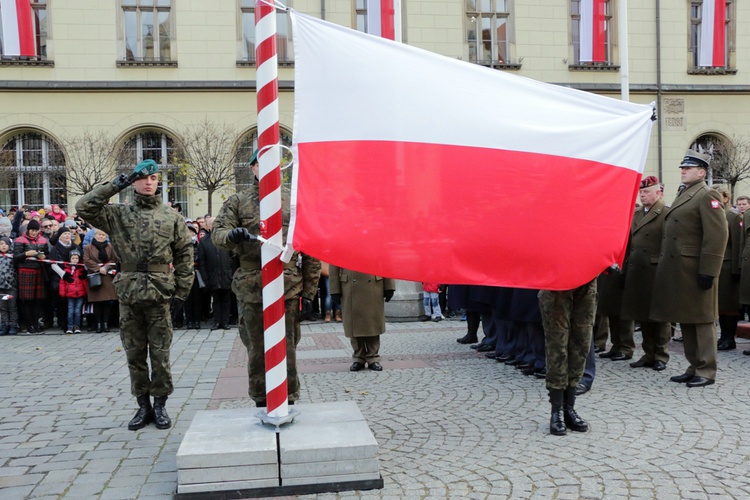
{"left": 0, "top": 132, "right": 66, "bottom": 211}
{"left": 234, "top": 129, "right": 294, "bottom": 192}
{"left": 691, "top": 133, "right": 729, "bottom": 185}
{"left": 116, "top": 131, "right": 189, "bottom": 216}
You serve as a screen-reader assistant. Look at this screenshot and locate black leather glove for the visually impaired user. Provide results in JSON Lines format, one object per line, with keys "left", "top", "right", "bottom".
{"left": 331, "top": 293, "right": 341, "bottom": 307}
{"left": 697, "top": 274, "right": 714, "bottom": 290}
{"left": 301, "top": 298, "right": 314, "bottom": 316}
{"left": 112, "top": 173, "right": 135, "bottom": 191}
{"left": 227, "top": 227, "right": 255, "bottom": 244}
{"left": 62, "top": 272, "right": 74, "bottom": 283}
{"left": 732, "top": 273, "right": 741, "bottom": 283}
{"left": 384, "top": 290, "right": 394, "bottom": 302}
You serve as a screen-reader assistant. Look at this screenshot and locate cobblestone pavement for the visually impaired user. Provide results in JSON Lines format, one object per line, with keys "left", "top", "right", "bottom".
{"left": 1, "top": 320, "right": 750, "bottom": 499}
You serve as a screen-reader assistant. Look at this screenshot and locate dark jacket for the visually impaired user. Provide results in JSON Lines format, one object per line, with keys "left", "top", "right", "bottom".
{"left": 198, "top": 232, "right": 235, "bottom": 291}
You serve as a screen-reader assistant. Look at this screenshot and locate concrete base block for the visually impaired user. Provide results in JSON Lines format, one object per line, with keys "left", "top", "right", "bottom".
{"left": 175, "top": 402, "right": 383, "bottom": 498}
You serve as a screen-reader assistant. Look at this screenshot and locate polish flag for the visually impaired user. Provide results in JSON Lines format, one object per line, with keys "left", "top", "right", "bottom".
{"left": 699, "top": 0, "right": 726, "bottom": 67}
{"left": 579, "top": 0, "right": 606, "bottom": 63}
{"left": 287, "top": 11, "right": 654, "bottom": 291}
{"left": 366, "top": 0, "right": 395, "bottom": 40}
{"left": 0, "top": 0, "right": 34, "bottom": 57}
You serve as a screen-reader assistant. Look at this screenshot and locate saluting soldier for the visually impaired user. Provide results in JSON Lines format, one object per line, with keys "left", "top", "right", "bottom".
{"left": 76, "top": 160, "right": 194, "bottom": 430}
{"left": 711, "top": 184, "right": 742, "bottom": 351}
{"left": 329, "top": 266, "right": 395, "bottom": 372}
{"left": 651, "top": 150, "right": 728, "bottom": 388}
{"left": 621, "top": 176, "right": 671, "bottom": 371}
{"left": 212, "top": 152, "right": 320, "bottom": 407}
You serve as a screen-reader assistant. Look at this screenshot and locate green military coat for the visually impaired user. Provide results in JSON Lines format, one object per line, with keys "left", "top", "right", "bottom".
{"left": 621, "top": 199, "right": 668, "bottom": 321}
{"left": 212, "top": 182, "right": 320, "bottom": 304}
{"left": 650, "top": 181, "right": 728, "bottom": 323}
{"left": 75, "top": 181, "right": 194, "bottom": 304}
{"left": 595, "top": 268, "right": 623, "bottom": 317}
{"left": 718, "top": 206, "right": 742, "bottom": 310}
{"left": 738, "top": 210, "right": 750, "bottom": 305}
{"left": 329, "top": 266, "right": 395, "bottom": 338}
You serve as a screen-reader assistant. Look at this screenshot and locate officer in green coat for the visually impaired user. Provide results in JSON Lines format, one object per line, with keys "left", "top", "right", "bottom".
{"left": 212, "top": 153, "right": 320, "bottom": 407}
{"left": 76, "top": 160, "right": 194, "bottom": 431}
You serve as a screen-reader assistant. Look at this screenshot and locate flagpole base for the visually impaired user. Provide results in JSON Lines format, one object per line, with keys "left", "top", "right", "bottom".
{"left": 256, "top": 408, "right": 300, "bottom": 430}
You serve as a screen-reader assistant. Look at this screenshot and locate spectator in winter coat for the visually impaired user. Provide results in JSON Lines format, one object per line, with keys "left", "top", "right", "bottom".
{"left": 0, "top": 236, "right": 19, "bottom": 335}
{"left": 59, "top": 249, "right": 87, "bottom": 334}
{"left": 49, "top": 227, "right": 79, "bottom": 331}
{"left": 12, "top": 220, "right": 49, "bottom": 333}
{"left": 198, "top": 217, "right": 235, "bottom": 330}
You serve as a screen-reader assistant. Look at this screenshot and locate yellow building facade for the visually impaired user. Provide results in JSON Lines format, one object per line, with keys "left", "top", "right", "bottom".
{"left": 1, "top": 0, "right": 749, "bottom": 217}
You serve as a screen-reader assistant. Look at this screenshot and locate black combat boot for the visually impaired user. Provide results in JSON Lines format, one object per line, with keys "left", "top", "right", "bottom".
{"left": 563, "top": 387, "right": 589, "bottom": 432}
{"left": 153, "top": 396, "right": 172, "bottom": 430}
{"left": 128, "top": 394, "right": 153, "bottom": 431}
{"left": 549, "top": 389, "right": 566, "bottom": 436}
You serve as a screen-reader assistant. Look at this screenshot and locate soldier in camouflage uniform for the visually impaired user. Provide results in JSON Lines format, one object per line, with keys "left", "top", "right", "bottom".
{"left": 538, "top": 278, "right": 596, "bottom": 435}
{"left": 212, "top": 153, "right": 320, "bottom": 407}
{"left": 76, "top": 160, "right": 194, "bottom": 431}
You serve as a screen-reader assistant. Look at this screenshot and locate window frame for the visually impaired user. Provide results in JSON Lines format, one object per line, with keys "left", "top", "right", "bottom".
{"left": 237, "top": 0, "right": 294, "bottom": 67}
{"left": 234, "top": 128, "right": 294, "bottom": 192}
{"left": 0, "top": 0, "right": 53, "bottom": 67}
{"left": 118, "top": 0, "right": 176, "bottom": 67}
{"left": 688, "top": 0, "right": 736, "bottom": 75}
{"left": 464, "top": 0, "right": 518, "bottom": 70}
{"left": 0, "top": 132, "right": 67, "bottom": 211}
{"left": 569, "top": 0, "right": 618, "bottom": 71}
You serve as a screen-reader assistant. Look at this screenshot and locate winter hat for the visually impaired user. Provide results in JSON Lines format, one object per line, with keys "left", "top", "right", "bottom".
{"left": 64, "top": 219, "right": 78, "bottom": 229}
{"left": 69, "top": 249, "right": 81, "bottom": 259}
{"left": 0, "top": 236, "right": 10, "bottom": 247}
{"left": 27, "top": 220, "right": 41, "bottom": 231}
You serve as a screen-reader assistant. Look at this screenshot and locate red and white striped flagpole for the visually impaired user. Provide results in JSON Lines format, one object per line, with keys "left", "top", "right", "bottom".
{"left": 255, "top": 0, "right": 288, "bottom": 419}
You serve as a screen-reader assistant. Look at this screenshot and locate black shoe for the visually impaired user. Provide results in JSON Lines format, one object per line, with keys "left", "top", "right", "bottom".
{"left": 128, "top": 396, "right": 154, "bottom": 431}
{"left": 594, "top": 346, "right": 605, "bottom": 353}
{"left": 533, "top": 368, "right": 547, "bottom": 379}
{"left": 717, "top": 340, "right": 736, "bottom": 351}
{"left": 456, "top": 334, "right": 478, "bottom": 344}
{"left": 686, "top": 376, "right": 715, "bottom": 388}
{"left": 670, "top": 373, "right": 694, "bottom": 383}
{"left": 743, "top": 349, "right": 750, "bottom": 356}
{"left": 610, "top": 352, "right": 632, "bottom": 361}
{"left": 96, "top": 323, "right": 102, "bottom": 333}
{"left": 27, "top": 324, "right": 37, "bottom": 334}
{"left": 368, "top": 362, "right": 383, "bottom": 371}
{"left": 153, "top": 397, "right": 171, "bottom": 429}
{"left": 574, "top": 383, "right": 590, "bottom": 396}
{"left": 516, "top": 363, "right": 532, "bottom": 370}
{"left": 418, "top": 315, "right": 431, "bottom": 322}
{"left": 630, "top": 359, "right": 653, "bottom": 368}
{"left": 470, "top": 343, "right": 482, "bottom": 350}
{"left": 598, "top": 350, "right": 617, "bottom": 358}
{"left": 550, "top": 409, "right": 566, "bottom": 436}
{"left": 652, "top": 360, "right": 667, "bottom": 371}
{"left": 350, "top": 362, "right": 365, "bottom": 372}
{"left": 673, "top": 336, "right": 683, "bottom": 342}
{"left": 495, "top": 354, "right": 511, "bottom": 362}
{"left": 484, "top": 352, "right": 497, "bottom": 359}
{"left": 477, "top": 344, "right": 494, "bottom": 352}
{"left": 563, "top": 408, "right": 589, "bottom": 432}
{"left": 103, "top": 322, "right": 110, "bottom": 333}
{"left": 211, "top": 323, "right": 221, "bottom": 330}
{"left": 255, "top": 401, "right": 267, "bottom": 408}
{"left": 521, "top": 366, "right": 536, "bottom": 376}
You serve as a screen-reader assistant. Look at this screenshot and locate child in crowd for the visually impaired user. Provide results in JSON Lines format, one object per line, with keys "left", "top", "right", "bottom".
{"left": 421, "top": 282, "right": 444, "bottom": 322}
{"left": 59, "top": 249, "right": 88, "bottom": 334}
{"left": 0, "top": 236, "right": 18, "bottom": 335}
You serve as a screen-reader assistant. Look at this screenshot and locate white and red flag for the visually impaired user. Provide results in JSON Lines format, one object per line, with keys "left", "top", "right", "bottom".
{"left": 0, "top": 0, "right": 34, "bottom": 57}
{"left": 579, "top": 0, "right": 606, "bottom": 63}
{"left": 287, "top": 11, "right": 654, "bottom": 291}
{"left": 366, "top": 0, "right": 395, "bottom": 40}
{"left": 699, "top": 0, "right": 726, "bottom": 67}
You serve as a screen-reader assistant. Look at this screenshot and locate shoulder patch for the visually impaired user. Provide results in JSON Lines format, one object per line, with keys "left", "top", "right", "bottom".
{"left": 711, "top": 200, "right": 721, "bottom": 209}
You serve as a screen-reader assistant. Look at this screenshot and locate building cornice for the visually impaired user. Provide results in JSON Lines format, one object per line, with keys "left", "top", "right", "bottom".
{"left": 0, "top": 80, "right": 749, "bottom": 95}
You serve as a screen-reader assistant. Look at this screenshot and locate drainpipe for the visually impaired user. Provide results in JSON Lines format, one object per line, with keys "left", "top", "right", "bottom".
{"left": 619, "top": 0, "right": 629, "bottom": 101}
{"left": 321, "top": 0, "right": 325, "bottom": 20}
{"left": 656, "top": 0, "right": 663, "bottom": 180}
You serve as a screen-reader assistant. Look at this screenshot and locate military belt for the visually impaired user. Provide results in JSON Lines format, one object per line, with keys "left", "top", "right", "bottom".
{"left": 121, "top": 263, "right": 171, "bottom": 273}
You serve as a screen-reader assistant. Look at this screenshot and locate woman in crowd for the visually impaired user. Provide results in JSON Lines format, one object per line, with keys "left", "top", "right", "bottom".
{"left": 84, "top": 229, "right": 118, "bottom": 333}
{"left": 12, "top": 220, "right": 49, "bottom": 333}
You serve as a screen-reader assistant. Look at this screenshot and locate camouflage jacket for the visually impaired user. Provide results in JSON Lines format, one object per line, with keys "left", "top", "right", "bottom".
{"left": 75, "top": 181, "right": 194, "bottom": 304}
{"left": 212, "top": 182, "right": 320, "bottom": 304}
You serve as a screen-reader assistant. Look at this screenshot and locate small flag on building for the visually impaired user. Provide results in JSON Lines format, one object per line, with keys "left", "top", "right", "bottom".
{"left": 579, "top": 0, "right": 606, "bottom": 63}
{"left": 699, "top": 0, "right": 726, "bottom": 67}
{"left": 0, "top": 0, "right": 35, "bottom": 57}
{"left": 366, "top": 0, "right": 395, "bottom": 40}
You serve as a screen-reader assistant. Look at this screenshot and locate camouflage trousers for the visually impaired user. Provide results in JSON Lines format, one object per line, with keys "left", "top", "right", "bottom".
{"left": 238, "top": 299, "right": 301, "bottom": 404}
{"left": 539, "top": 279, "right": 596, "bottom": 390}
{"left": 119, "top": 301, "right": 173, "bottom": 398}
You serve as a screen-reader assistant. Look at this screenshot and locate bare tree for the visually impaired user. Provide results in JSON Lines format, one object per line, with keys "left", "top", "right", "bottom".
{"left": 709, "top": 136, "right": 750, "bottom": 201}
{"left": 59, "top": 130, "right": 118, "bottom": 196}
{"left": 175, "top": 118, "right": 239, "bottom": 216}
